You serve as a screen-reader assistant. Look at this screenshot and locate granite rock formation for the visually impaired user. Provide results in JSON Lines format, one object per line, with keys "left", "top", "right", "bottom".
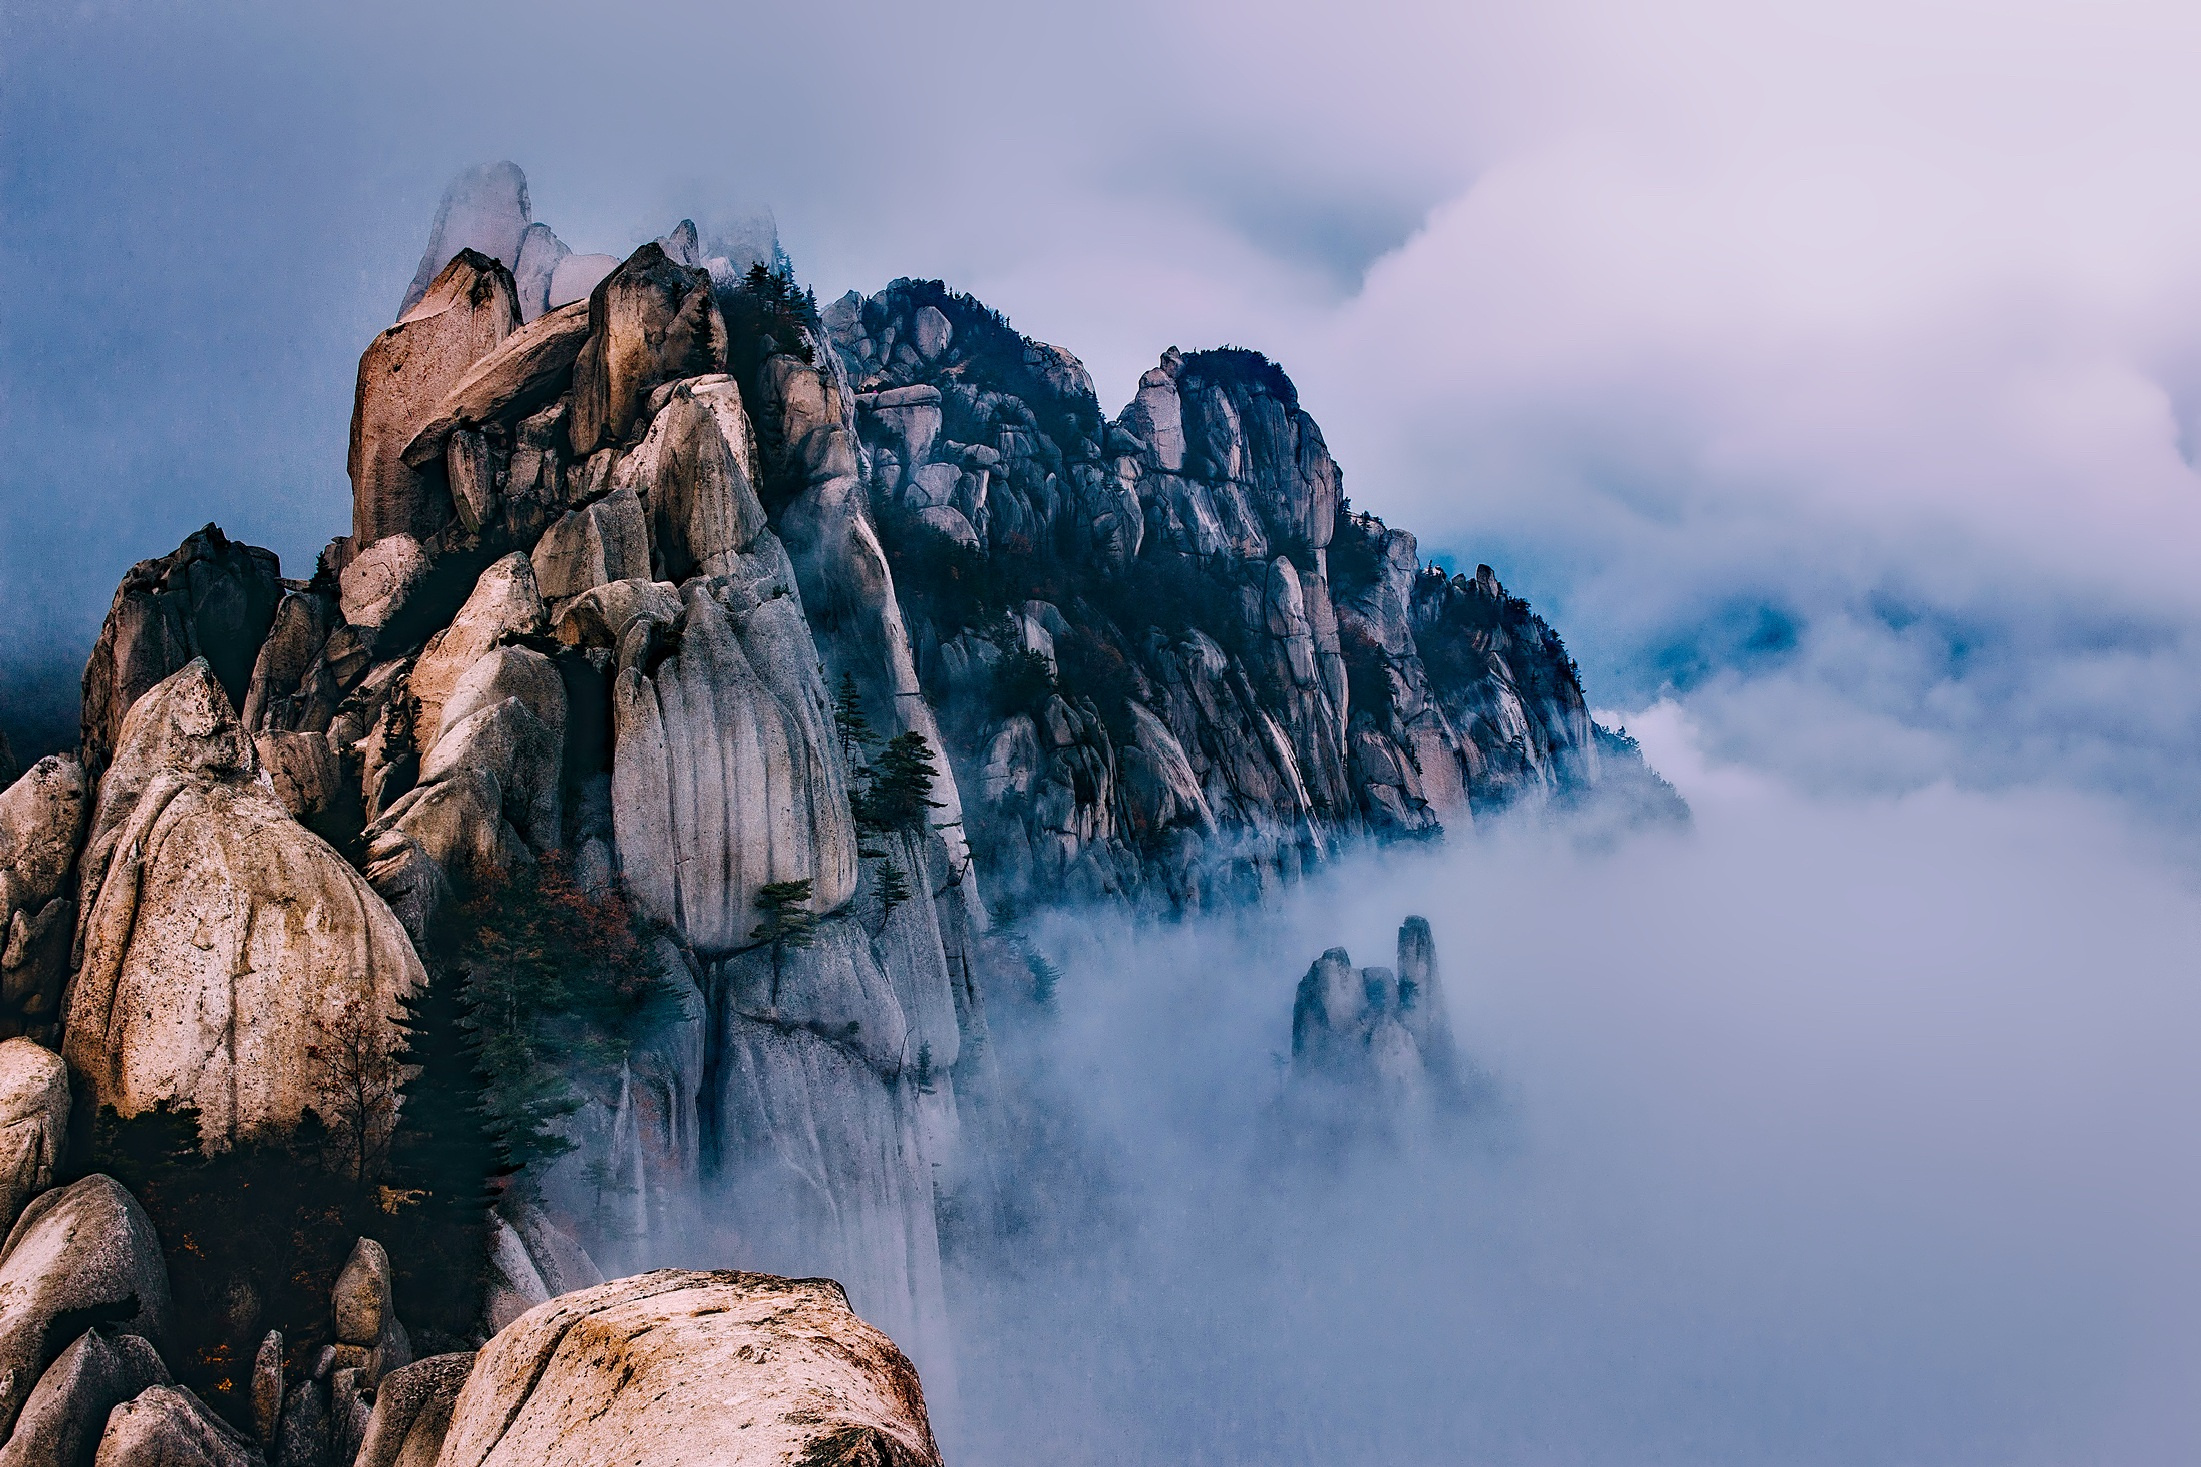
{"left": 0, "top": 158, "right": 1684, "bottom": 1455}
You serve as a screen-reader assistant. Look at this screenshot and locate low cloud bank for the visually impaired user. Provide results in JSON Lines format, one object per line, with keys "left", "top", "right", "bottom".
{"left": 948, "top": 712, "right": 2201, "bottom": 1464}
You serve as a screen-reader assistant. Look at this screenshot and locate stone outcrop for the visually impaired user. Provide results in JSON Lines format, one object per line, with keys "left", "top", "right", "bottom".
{"left": 397, "top": 298, "right": 591, "bottom": 473}
{"left": 1290, "top": 916, "right": 1458, "bottom": 1098}
{"left": 92, "top": 1383, "right": 260, "bottom": 1467}
{"left": 352, "top": 1352, "right": 471, "bottom": 1467}
{"left": 352, "top": 250, "right": 519, "bottom": 547}
{"left": 0, "top": 1175, "right": 171, "bottom": 1442}
{"left": 610, "top": 580, "right": 856, "bottom": 954}
{"left": 0, "top": 1326, "right": 170, "bottom": 1467}
{"left": 80, "top": 527, "right": 283, "bottom": 779}
{"left": 566, "top": 244, "right": 728, "bottom": 457}
{"left": 0, "top": 1041, "right": 66, "bottom": 1235}
{"left": 432, "top": 1271, "right": 940, "bottom": 1467}
{"left": 0, "top": 756, "right": 88, "bottom": 1036}
{"left": 64, "top": 662, "right": 423, "bottom": 1149}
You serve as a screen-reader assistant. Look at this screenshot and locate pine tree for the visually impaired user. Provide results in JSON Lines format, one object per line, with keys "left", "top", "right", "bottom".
{"left": 752, "top": 879, "right": 820, "bottom": 961}
{"left": 833, "top": 670, "right": 876, "bottom": 772}
{"left": 877, "top": 856, "right": 912, "bottom": 919}
{"left": 387, "top": 970, "right": 503, "bottom": 1337}
{"left": 856, "top": 731, "right": 943, "bottom": 836}
{"left": 913, "top": 1041, "right": 936, "bottom": 1094}
{"left": 1027, "top": 950, "right": 1062, "bottom": 1008}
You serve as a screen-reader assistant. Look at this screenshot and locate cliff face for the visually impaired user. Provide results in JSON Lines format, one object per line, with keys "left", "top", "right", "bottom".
{"left": 0, "top": 161, "right": 1680, "bottom": 1453}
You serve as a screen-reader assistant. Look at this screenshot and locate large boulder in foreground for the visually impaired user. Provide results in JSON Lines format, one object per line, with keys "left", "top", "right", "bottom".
{"left": 351, "top": 250, "right": 518, "bottom": 547}
{"left": 0, "top": 1174, "right": 171, "bottom": 1442}
{"left": 80, "top": 527, "right": 283, "bottom": 778}
{"left": 433, "top": 1270, "right": 941, "bottom": 1467}
{"left": 64, "top": 661, "right": 423, "bottom": 1149}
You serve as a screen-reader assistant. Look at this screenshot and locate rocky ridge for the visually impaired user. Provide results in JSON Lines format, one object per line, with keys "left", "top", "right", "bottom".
{"left": 0, "top": 160, "right": 1677, "bottom": 1460}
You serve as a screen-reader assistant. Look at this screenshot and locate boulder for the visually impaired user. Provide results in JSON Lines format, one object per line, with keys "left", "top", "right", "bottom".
{"left": 397, "top": 161, "right": 530, "bottom": 318}
{"left": 336, "top": 534, "right": 432, "bottom": 638}
{"left": 64, "top": 663, "right": 424, "bottom": 1149}
{"left": 611, "top": 582, "right": 857, "bottom": 955}
{"left": 240, "top": 588, "right": 341, "bottom": 735}
{"left": 398, "top": 300, "right": 592, "bottom": 470}
{"left": 0, "top": 1327, "right": 169, "bottom": 1467}
{"left": 481, "top": 1218, "right": 549, "bottom": 1335}
{"left": 914, "top": 504, "right": 979, "bottom": 549}
{"left": 0, "top": 1175, "right": 171, "bottom": 1441}
{"left": 0, "top": 755, "right": 89, "bottom": 1031}
{"left": 352, "top": 1353, "right": 471, "bottom": 1467}
{"left": 550, "top": 579, "right": 679, "bottom": 650}
{"left": 432, "top": 1271, "right": 941, "bottom": 1467}
{"left": 249, "top": 1331, "right": 281, "bottom": 1447}
{"left": 405, "top": 555, "right": 547, "bottom": 745}
{"left": 530, "top": 489, "right": 649, "bottom": 601}
{"left": 352, "top": 250, "right": 519, "bottom": 547}
{"left": 91, "top": 1384, "right": 259, "bottom": 1467}
{"left": 331, "top": 1238, "right": 393, "bottom": 1347}
{"left": 611, "top": 376, "right": 767, "bottom": 582}
{"left": 0, "top": 1039, "right": 67, "bottom": 1234}
{"left": 567, "top": 244, "right": 728, "bottom": 456}
{"left": 911, "top": 304, "right": 952, "bottom": 360}
{"left": 80, "top": 527, "right": 283, "bottom": 777}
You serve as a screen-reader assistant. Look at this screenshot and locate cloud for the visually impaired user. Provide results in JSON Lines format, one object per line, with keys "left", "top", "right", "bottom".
{"left": 949, "top": 712, "right": 2201, "bottom": 1464}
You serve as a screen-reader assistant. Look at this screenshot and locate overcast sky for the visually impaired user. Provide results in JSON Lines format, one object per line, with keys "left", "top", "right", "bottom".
{"left": 10, "top": 0, "right": 2201, "bottom": 815}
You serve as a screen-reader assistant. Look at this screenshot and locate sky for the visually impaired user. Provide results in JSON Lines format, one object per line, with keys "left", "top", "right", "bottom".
{"left": 8, "top": 4, "right": 2201, "bottom": 1458}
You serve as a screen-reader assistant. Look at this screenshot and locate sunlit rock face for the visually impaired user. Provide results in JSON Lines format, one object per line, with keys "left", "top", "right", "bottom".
{"left": 63, "top": 661, "right": 422, "bottom": 1150}
{"left": 433, "top": 1271, "right": 941, "bottom": 1467}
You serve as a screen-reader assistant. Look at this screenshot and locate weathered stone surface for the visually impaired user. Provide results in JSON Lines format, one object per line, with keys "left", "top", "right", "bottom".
{"left": 405, "top": 555, "right": 548, "bottom": 744}
{"left": 0, "top": 1175, "right": 171, "bottom": 1441}
{"left": 433, "top": 1270, "right": 941, "bottom": 1467}
{"left": 567, "top": 244, "right": 728, "bottom": 457}
{"left": 0, "top": 1328, "right": 168, "bottom": 1467}
{"left": 249, "top": 1331, "right": 281, "bottom": 1448}
{"left": 352, "top": 1352, "right": 471, "bottom": 1467}
{"left": 0, "top": 1040, "right": 66, "bottom": 1236}
{"left": 81, "top": 527, "right": 283, "bottom": 778}
{"left": 481, "top": 1218, "right": 549, "bottom": 1336}
{"left": 550, "top": 578, "right": 679, "bottom": 649}
{"left": 613, "top": 376, "right": 766, "bottom": 582}
{"left": 399, "top": 300, "right": 591, "bottom": 470}
{"left": 611, "top": 582, "right": 856, "bottom": 955}
{"left": 65, "top": 663, "right": 423, "bottom": 1149}
{"left": 336, "top": 534, "right": 432, "bottom": 638}
{"left": 91, "top": 1383, "right": 259, "bottom": 1467}
{"left": 0, "top": 755, "right": 88, "bottom": 1032}
{"left": 241, "top": 588, "right": 340, "bottom": 735}
{"left": 332, "top": 1238, "right": 392, "bottom": 1347}
{"left": 530, "top": 488, "right": 649, "bottom": 600}
{"left": 398, "top": 162, "right": 530, "bottom": 319}
{"left": 914, "top": 504, "right": 979, "bottom": 549}
{"left": 352, "top": 250, "right": 518, "bottom": 547}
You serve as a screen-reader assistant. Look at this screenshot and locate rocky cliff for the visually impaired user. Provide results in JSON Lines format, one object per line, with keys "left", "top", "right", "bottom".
{"left": 0, "top": 159, "right": 1677, "bottom": 1458}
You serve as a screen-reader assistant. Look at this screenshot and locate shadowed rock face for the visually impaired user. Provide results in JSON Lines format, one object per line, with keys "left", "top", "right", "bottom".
{"left": 1291, "top": 915, "right": 1459, "bottom": 1098}
{"left": 0, "top": 756, "right": 88, "bottom": 1038}
{"left": 433, "top": 1270, "right": 941, "bottom": 1467}
{"left": 0, "top": 1041, "right": 66, "bottom": 1238}
{"left": 79, "top": 526, "right": 283, "bottom": 780}
{"left": 92, "top": 1382, "right": 258, "bottom": 1467}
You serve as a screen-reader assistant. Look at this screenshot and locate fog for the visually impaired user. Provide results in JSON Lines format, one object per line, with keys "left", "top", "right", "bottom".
{"left": 945, "top": 707, "right": 2201, "bottom": 1464}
